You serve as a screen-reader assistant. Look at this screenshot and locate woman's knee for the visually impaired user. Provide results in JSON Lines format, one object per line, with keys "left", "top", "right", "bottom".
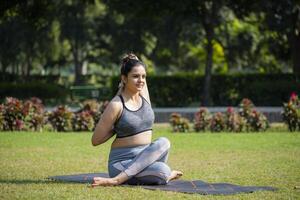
{"left": 156, "top": 137, "right": 171, "bottom": 149}
{"left": 134, "top": 162, "right": 171, "bottom": 185}
{"left": 156, "top": 162, "right": 171, "bottom": 177}
{"left": 142, "top": 162, "right": 171, "bottom": 179}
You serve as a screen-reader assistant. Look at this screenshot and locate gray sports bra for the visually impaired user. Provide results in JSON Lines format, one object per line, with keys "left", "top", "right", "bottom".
{"left": 114, "top": 95, "right": 155, "bottom": 138}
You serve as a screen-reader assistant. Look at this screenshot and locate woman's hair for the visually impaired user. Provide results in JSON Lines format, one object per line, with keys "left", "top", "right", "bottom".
{"left": 121, "top": 53, "right": 146, "bottom": 76}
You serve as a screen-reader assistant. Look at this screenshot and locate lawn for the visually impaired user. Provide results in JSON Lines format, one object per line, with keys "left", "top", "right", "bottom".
{"left": 0, "top": 124, "right": 299, "bottom": 200}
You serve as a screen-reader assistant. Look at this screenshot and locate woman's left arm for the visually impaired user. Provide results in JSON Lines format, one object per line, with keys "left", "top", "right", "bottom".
{"left": 91, "top": 99, "right": 121, "bottom": 146}
{"left": 140, "top": 80, "right": 151, "bottom": 105}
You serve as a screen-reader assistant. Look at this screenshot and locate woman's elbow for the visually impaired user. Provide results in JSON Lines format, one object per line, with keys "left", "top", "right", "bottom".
{"left": 91, "top": 139, "right": 99, "bottom": 146}
{"left": 91, "top": 134, "right": 102, "bottom": 146}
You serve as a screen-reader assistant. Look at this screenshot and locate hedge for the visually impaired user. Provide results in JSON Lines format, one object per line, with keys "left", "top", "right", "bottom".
{"left": 111, "top": 73, "right": 299, "bottom": 106}
{"left": 1, "top": 73, "right": 297, "bottom": 106}
{"left": 0, "top": 73, "right": 60, "bottom": 83}
{"left": 0, "top": 82, "right": 68, "bottom": 103}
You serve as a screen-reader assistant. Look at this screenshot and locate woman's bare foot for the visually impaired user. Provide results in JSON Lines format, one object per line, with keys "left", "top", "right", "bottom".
{"left": 167, "top": 170, "right": 183, "bottom": 182}
{"left": 91, "top": 172, "right": 129, "bottom": 187}
{"left": 91, "top": 177, "right": 118, "bottom": 187}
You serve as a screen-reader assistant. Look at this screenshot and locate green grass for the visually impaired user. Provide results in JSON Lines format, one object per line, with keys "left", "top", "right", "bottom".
{"left": 0, "top": 124, "right": 300, "bottom": 200}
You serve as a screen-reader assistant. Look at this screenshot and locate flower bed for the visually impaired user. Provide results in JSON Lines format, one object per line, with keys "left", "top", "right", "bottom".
{"left": 170, "top": 98, "right": 270, "bottom": 133}
{"left": 282, "top": 92, "right": 300, "bottom": 132}
{"left": 0, "top": 97, "right": 108, "bottom": 132}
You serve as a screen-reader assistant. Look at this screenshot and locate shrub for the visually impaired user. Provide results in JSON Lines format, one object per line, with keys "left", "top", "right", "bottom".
{"left": 169, "top": 113, "right": 189, "bottom": 132}
{"left": 78, "top": 99, "right": 109, "bottom": 127}
{"left": 23, "top": 97, "right": 45, "bottom": 131}
{"left": 247, "top": 109, "right": 269, "bottom": 132}
{"left": 0, "top": 97, "right": 46, "bottom": 131}
{"left": 282, "top": 92, "right": 300, "bottom": 132}
{"left": 225, "top": 107, "right": 245, "bottom": 132}
{"left": 238, "top": 98, "right": 254, "bottom": 120}
{"left": 99, "top": 101, "right": 109, "bottom": 113}
{"left": 0, "top": 104, "right": 5, "bottom": 130}
{"left": 2, "top": 97, "right": 26, "bottom": 131}
{"left": 0, "top": 96, "right": 110, "bottom": 132}
{"left": 238, "top": 98, "right": 269, "bottom": 132}
{"left": 193, "top": 100, "right": 269, "bottom": 133}
{"left": 111, "top": 73, "right": 299, "bottom": 106}
{"left": 210, "top": 112, "right": 226, "bottom": 132}
{"left": 48, "top": 105, "right": 74, "bottom": 132}
{"left": 194, "top": 107, "right": 211, "bottom": 132}
{"left": 0, "top": 73, "right": 60, "bottom": 82}
{"left": 72, "top": 111, "right": 94, "bottom": 131}
{"left": 0, "top": 82, "right": 68, "bottom": 103}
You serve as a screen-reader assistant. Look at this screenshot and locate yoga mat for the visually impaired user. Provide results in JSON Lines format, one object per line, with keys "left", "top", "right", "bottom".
{"left": 48, "top": 173, "right": 277, "bottom": 195}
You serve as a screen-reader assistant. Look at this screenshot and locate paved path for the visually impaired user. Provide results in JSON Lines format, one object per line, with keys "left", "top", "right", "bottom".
{"left": 46, "top": 106, "right": 283, "bottom": 123}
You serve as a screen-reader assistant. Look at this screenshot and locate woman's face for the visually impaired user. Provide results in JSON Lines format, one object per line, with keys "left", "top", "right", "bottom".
{"left": 122, "top": 65, "right": 146, "bottom": 92}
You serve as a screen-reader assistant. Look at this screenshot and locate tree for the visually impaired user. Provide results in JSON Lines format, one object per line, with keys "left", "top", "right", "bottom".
{"left": 197, "top": 0, "right": 225, "bottom": 105}
{"left": 58, "top": 0, "right": 95, "bottom": 85}
{"left": 231, "top": 0, "right": 299, "bottom": 74}
{"left": 264, "top": 1, "right": 300, "bottom": 75}
{"left": 0, "top": 0, "right": 54, "bottom": 76}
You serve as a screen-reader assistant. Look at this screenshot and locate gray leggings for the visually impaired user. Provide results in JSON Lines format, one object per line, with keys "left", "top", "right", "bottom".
{"left": 108, "top": 137, "right": 172, "bottom": 185}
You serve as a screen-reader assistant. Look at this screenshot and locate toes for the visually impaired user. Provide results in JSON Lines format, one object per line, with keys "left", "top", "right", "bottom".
{"left": 90, "top": 178, "right": 118, "bottom": 187}
{"left": 94, "top": 177, "right": 103, "bottom": 181}
{"left": 175, "top": 170, "right": 183, "bottom": 177}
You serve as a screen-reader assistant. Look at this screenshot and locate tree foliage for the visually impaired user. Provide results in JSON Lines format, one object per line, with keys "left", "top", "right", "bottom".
{"left": 0, "top": 0, "right": 298, "bottom": 104}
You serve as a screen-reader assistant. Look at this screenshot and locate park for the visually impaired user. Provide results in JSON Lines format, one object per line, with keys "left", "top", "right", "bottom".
{"left": 0, "top": 0, "right": 299, "bottom": 199}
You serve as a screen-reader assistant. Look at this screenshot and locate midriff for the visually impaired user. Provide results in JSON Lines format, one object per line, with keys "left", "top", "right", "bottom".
{"left": 111, "top": 130, "right": 152, "bottom": 148}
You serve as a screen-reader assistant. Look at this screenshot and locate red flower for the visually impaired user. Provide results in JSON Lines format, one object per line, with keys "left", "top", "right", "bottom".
{"left": 227, "top": 107, "right": 234, "bottom": 113}
{"left": 290, "top": 92, "right": 297, "bottom": 102}
{"left": 15, "top": 119, "right": 24, "bottom": 130}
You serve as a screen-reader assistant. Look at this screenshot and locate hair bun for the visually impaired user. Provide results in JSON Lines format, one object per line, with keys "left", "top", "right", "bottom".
{"left": 121, "top": 53, "right": 139, "bottom": 68}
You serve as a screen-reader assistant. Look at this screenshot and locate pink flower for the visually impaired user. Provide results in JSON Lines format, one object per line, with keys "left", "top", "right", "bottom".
{"left": 227, "top": 107, "right": 234, "bottom": 113}
{"left": 15, "top": 119, "right": 24, "bottom": 130}
{"left": 290, "top": 92, "right": 297, "bottom": 102}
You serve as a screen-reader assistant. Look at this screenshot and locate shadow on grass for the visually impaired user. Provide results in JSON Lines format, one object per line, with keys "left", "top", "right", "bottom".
{"left": 0, "top": 179, "right": 86, "bottom": 185}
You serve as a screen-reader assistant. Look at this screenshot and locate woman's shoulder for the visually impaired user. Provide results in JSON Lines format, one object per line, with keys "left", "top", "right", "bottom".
{"left": 107, "top": 96, "right": 123, "bottom": 111}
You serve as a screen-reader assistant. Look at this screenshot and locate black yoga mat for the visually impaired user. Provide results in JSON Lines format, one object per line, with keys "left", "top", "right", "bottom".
{"left": 48, "top": 173, "right": 277, "bottom": 195}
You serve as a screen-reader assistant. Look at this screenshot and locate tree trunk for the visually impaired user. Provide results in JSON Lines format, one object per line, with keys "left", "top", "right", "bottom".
{"left": 202, "top": 25, "right": 214, "bottom": 106}
{"left": 292, "top": 32, "right": 300, "bottom": 75}
{"left": 290, "top": 8, "right": 300, "bottom": 75}
{"left": 74, "top": 61, "right": 83, "bottom": 85}
{"left": 21, "top": 62, "right": 26, "bottom": 77}
{"left": 0, "top": 61, "right": 7, "bottom": 74}
{"left": 73, "top": 50, "right": 83, "bottom": 85}
{"left": 16, "top": 64, "right": 19, "bottom": 75}
{"left": 12, "top": 63, "right": 16, "bottom": 75}
{"left": 72, "top": 38, "right": 83, "bottom": 85}
{"left": 26, "top": 55, "right": 32, "bottom": 77}
{"left": 200, "top": 0, "right": 221, "bottom": 106}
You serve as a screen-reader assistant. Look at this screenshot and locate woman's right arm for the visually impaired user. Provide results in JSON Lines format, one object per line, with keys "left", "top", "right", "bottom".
{"left": 91, "top": 99, "right": 121, "bottom": 146}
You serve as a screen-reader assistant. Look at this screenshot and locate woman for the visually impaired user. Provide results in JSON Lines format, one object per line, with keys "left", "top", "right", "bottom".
{"left": 91, "top": 53, "right": 183, "bottom": 187}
